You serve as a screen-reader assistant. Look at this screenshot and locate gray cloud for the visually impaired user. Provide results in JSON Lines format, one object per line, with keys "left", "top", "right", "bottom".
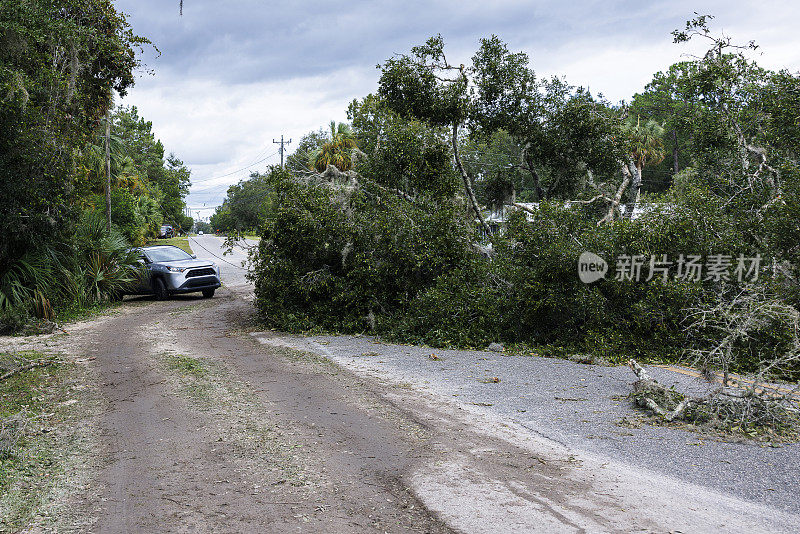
{"left": 121, "top": 0, "right": 692, "bottom": 84}
{"left": 114, "top": 0, "right": 800, "bottom": 213}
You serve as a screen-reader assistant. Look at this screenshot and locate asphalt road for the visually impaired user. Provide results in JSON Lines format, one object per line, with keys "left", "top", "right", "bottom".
{"left": 188, "top": 234, "right": 257, "bottom": 294}
{"left": 255, "top": 333, "right": 800, "bottom": 516}
{"left": 191, "top": 234, "right": 800, "bottom": 529}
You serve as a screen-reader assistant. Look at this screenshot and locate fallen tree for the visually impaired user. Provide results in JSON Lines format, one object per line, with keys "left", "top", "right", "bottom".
{"left": 628, "top": 359, "right": 800, "bottom": 438}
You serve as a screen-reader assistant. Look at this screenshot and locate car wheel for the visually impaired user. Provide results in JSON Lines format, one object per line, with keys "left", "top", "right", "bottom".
{"left": 202, "top": 288, "right": 215, "bottom": 299}
{"left": 153, "top": 278, "right": 169, "bottom": 300}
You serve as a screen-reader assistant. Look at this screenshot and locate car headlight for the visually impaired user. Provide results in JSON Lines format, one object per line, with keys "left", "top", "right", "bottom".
{"left": 167, "top": 266, "right": 187, "bottom": 272}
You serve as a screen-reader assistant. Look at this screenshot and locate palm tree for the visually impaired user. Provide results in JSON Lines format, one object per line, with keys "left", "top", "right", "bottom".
{"left": 622, "top": 117, "right": 666, "bottom": 217}
{"left": 309, "top": 121, "right": 358, "bottom": 173}
{"left": 625, "top": 117, "right": 666, "bottom": 174}
{"left": 135, "top": 195, "right": 164, "bottom": 240}
{"left": 83, "top": 129, "right": 130, "bottom": 193}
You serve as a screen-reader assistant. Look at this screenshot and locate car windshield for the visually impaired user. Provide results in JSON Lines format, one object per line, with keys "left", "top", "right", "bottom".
{"left": 144, "top": 247, "right": 192, "bottom": 262}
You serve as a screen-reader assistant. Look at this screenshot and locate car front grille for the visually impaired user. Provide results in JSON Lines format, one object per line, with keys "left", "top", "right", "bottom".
{"left": 185, "top": 278, "right": 213, "bottom": 288}
{"left": 186, "top": 268, "right": 216, "bottom": 278}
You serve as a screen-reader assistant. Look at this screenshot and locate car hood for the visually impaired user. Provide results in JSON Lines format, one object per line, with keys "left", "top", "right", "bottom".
{"left": 156, "top": 259, "right": 216, "bottom": 269}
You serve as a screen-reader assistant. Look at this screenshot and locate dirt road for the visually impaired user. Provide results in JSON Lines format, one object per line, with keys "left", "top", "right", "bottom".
{"left": 78, "top": 292, "right": 452, "bottom": 533}
{"left": 2, "top": 236, "right": 798, "bottom": 532}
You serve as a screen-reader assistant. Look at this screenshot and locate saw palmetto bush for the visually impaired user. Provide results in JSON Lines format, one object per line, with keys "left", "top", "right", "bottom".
{"left": 0, "top": 212, "right": 141, "bottom": 331}
{"left": 70, "top": 212, "right": 141, "bottom": 304}
{"left": 0, "top": 254, "right": 57, "bottom": 327}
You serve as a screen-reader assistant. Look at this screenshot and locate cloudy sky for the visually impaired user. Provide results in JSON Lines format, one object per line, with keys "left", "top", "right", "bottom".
{"left": 114, "top": 0, "right": 800, "bottom": 219}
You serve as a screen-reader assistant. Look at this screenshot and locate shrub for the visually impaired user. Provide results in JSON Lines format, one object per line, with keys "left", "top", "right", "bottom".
{"left": 0, "top": 211, "right": 140, "bottom": 331}
{"left": 388, "top": 261, "right": 505, "bottom": 348}
{"left": 70, "top": 212, "right": 141, "bottom": 304}
{"left": 250, "top": 173, "right": 798, "bottom": 374}
{"left": 250, "top": 175, "right": 473, "bottom": 332}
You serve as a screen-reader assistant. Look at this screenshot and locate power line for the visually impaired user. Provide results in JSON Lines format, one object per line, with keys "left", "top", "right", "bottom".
{"left": 190, "top": 149, "right": 281, "bottom": 185}
{"left": 187, "top": 236, "right": 248, "bottom": 271}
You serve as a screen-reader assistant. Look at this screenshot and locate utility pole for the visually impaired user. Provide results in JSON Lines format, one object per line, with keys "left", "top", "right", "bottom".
{"left": 105, "top": 109, "right": 112, "bottom": 232}
{"left": 273, "top": 135, "right": 292, "bottom": 169}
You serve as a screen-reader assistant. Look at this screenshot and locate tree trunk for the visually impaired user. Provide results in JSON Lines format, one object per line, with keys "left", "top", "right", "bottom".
{"left": 105, "top": 109, "right": 112, "bottom": 233}
{"left": 520, "top": 143, "right": 545, "bottom": 201}
{"left": 452, "top": 123, "right": 491, "bottom": 237}
{"left": 599, "top": 163, "right": 632, "bottom": 225}
{"left": 623, "top": 163, "right": 642, "bottom": 220}
{"left": 671, "top": 130, "right": 680, "bottom": 175}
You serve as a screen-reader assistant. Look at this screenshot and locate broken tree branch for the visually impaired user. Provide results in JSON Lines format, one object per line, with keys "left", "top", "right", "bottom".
{"left": 597, "top": 163, "right": 632, "bottom": 225}
{"left": 453, "top": 123, "right": 492, "bottom": 237}
{"left": 0, "top": 359, "right": 54, "bottom": 382}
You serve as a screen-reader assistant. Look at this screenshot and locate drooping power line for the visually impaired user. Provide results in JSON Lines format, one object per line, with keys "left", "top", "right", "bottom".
{"left": 190, "top": 149, "right": 281, "bottom": 185}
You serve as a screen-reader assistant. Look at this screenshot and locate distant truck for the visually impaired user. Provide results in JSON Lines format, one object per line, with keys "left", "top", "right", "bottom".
{"left": 159, "top": 225, "right": 175, "bottom": 239}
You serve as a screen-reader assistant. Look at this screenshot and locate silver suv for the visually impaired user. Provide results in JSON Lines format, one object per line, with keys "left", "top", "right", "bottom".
{"left": 127, "top": 245, "right": 222, "bottom": 299}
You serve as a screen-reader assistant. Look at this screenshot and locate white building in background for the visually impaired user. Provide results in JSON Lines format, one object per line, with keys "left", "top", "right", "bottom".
{"left": 482, "top": 202, "right": 666, "bottom": 237}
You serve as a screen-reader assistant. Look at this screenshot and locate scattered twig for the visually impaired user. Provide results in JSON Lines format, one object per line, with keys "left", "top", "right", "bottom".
{"left": 0, "top": 359, "right": 54, "bottom": 382}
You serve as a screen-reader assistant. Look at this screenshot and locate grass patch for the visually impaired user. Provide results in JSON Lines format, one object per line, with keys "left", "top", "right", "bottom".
{"left": 270, "top": 345, "right": 339, "bottom": 374}
{"left": 146, "top": 236, "right": 194, "bottom": 255}
{"left": 0, "top": 351, "right": 94, "bottom": 531}
{"left": 161, "top": 354, "right": 213, "bottom": 405}
{"left": 53, "top": 299, "right": 125, "bottom": 326}
{"left": 0, "top": 352, "right": 59, "bottom": 420}
{"left": 169, "top": 302, "right": 213, "bottom": 317}
{"left": 156, "top": 350, "right": 313, "bottom": 489}
{"left": 164, "top": 354, "right": 208, "bottom": 378}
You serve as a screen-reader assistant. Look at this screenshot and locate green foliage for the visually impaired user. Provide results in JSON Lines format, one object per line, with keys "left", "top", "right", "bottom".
{"left": 106, "top": 106, "right": 191, "bottom": 226}
{"left": 71, "top": 212, "right": 140, "bottom": 304}
{"left": 0, "top": 0, "right": 148, "bottom": 274}
{"left": 136, "top": 195, "right": 165, "bottom": 241}
{"left": 460, "top": 129, "right": 527, "bottom": 206}
{"left": 388, "top": 262, "right": 505, "bottom": 348}
{"left": 498, "top": 208, "right": 712, "bottom": 359}
{"left": 379, "top": 34, "right": 627, "bottom": 204}
{"left": 0, "top": 212, "right": 140, "bottom": 331}
{"left": 74, "top": 105, "right": 191, "bottom": 242}
{"left": 285, "top": 128, "right": 328, "bottom": 174}
{"left": 309, "top": 121, "right": 358, "bottom": 172}
{"left": 106, "top": 189, "right": 141, "bottom": 245}
{"left": 0, "top": 2, "right": 189, "bottom": 325}
{"left": 377, "top": 38, "right": 467, "bottom": 127}
{"left": 0, "top": 255, "right": 56, "bottom": 323}
{"left": 194, "top": 221, "right": 212, "bottom": 234}
{"left": 209, "top": 205, "right": 235, "bottom": 234}
{"left": 349, "top": 95, "right": 458, "bottom": 199}
{"left": 210, "top": 168, "right": 279, "bottom": 233}
{"left": 250, "top": 176, "right": 724, "bottom": 362}
{"left": 250, "top": 23, "right": 800, "bottom": 383}
{"left": 251, "top": 174, "right": 473, "bottom": 332}
{"left": 622, "top": 117, "right": 666, "bottom": 171}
